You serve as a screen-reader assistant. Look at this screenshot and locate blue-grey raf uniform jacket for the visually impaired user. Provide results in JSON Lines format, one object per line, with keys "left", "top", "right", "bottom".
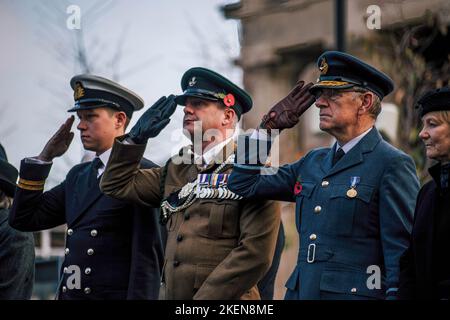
{"left": 228, "top": 128, "right": 419, "bottom": 299}
{"left": 9, "top": 158, "right": 164, "bottom": 300}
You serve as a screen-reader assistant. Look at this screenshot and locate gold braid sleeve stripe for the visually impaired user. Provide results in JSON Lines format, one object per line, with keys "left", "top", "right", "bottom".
{"left": 17, "top": 178, "right": 46, "bottom": 191}
{"left": 18, "top": 178, "right": 46, "bottom": 186}
{"left": 17, "top": 183, "right": 45, "bottom": 191}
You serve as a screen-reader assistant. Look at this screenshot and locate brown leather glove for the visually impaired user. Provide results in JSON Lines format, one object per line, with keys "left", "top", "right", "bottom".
{"left": 259, "top": 81, "right": 315, "bottom": 131}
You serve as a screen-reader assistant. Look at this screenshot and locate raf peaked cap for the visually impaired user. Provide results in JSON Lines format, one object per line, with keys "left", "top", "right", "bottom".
{"left": 0, "top": 144, "right": 18, "bottom": 197}
{"left": 175, "top": 67, "right": 253, "bottom": 118}
{"left": 310, "top": 51, "right": 394, "bottom": 99}
{"left": 68, "top": 74, "right": 144, "bottom": 118}
{"left": 416, "top": 87, "right": 450, "bottom": 117}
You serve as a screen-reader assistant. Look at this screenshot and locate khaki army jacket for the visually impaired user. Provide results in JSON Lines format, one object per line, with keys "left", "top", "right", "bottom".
{"left": 100, "top": 136, "right": 280, "bottom": 300}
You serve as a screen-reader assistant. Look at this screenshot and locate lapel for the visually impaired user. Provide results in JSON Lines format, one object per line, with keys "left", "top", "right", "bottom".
{"left": 322, "top": 127, "right": 382, "bottom": 178}
{"left": 320, "top": 146, "right": 335, "bottom": 173}
{"left": 67, "top": 162, "right": 103, "bottom": 225}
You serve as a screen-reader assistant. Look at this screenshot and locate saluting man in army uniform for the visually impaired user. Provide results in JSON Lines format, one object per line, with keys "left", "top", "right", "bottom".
{"left": 100, "top": 68, "right": 281, "bottom": 300}
{"left": 228, "top": 51, "right": 420, "bottom": 299}
{"left": 9, "top": 75, "right": 164, "bottom": 299}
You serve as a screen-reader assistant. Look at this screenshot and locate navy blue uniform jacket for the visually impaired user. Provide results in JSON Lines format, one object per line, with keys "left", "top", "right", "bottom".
{"left": 9, "top": 157, "right": 164, "bottom": 300}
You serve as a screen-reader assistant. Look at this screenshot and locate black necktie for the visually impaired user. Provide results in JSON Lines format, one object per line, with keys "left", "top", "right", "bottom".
{"left": 90, "top": 157, "right": 103, "bottom": 184}
{"left": 332, "top": 147, "right": 345, "bottom": 166}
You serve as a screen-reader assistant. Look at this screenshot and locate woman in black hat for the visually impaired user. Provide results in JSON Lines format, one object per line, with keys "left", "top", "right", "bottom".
{"left": 399, "top": 88, "right": 450, "bottom": 300}
{"left": 0, "top": 144, "right": 35, "bottom": 299}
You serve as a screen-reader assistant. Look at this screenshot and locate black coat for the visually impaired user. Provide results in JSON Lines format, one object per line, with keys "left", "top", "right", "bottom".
{"left": 9, "top": 158, "right": 164, "bottom": 300}
{"left": 398, "top": 164, "right": 450, "bottom": 299}
{"left": 0, "top": 208, "right": 35, "bottom": 299}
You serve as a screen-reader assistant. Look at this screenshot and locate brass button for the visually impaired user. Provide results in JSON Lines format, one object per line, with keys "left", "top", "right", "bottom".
{"left": 62, "top": 286, "right": 67, "bottom": 293}
{"left": 84, "top": 287, "right": 91, "bottom": 294}
{"left": 87, "top": 248, "right": 94, "bottom": 256}
{"left": 309, "top": 234, "right": 317, "bottom": 240}
{"left": 64, "top": 248, "right": 70, "bottom": 255}
{"left": 90, "top": 229, "right": 98, "bottom": 237}
{"left": 63, "top": 267, "right": 68, "bottom": 273}
{"left": 351, "top": 288, "right": 357, "bottom": 293}
{"left": 85, "top": 267, "right": 91, "bottom": 275}
{"left": 314, "top": 206, "right": 322, "bottom": 213}
{"left": 67, "top": 229, "right": 73, "bottom": 236}
{"left": 321, "top": 181, "right": 329, "bottom": 187}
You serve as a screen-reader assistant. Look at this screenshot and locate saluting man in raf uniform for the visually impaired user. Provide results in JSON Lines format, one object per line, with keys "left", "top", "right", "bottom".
{"left": 100, "top": 67, "right": 281, "bottom": 300}
{"left": 9, "top": 75, "right": 164, "bottom": 299}
{"left": 228, "top": 51, "right": 420, "bottom": 300}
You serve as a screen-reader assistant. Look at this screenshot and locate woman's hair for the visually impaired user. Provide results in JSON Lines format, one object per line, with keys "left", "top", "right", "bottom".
{"left": 437, "top": 110, "right": 450, "bottom": 124}
{"left": 0, "top": 190, "right": 13, "bottom": 209}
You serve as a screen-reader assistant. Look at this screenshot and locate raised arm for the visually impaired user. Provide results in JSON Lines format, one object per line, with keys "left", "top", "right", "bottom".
{"left": 229, "top": 80, "right": 314, "bottom": 202}
{"left": 101, "top": 95, "right": 178, "bottom": 207}
{"left": 9, "top": 116, "right": 75, "bottom": 231}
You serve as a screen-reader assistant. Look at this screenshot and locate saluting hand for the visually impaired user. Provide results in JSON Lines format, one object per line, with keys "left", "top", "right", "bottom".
{"left": 38, "top": 116, "right": 75, "bottom": 162}
{"left": 260, "top": 81, "right": 316, "bottom": 131}
{"left": 128, "top": 94, "right": 177, "bottom": 144}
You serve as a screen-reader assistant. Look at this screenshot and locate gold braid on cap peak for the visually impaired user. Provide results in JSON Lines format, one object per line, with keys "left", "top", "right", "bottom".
{"left": 315, "top": 80, "right": 352, "bottom": 87}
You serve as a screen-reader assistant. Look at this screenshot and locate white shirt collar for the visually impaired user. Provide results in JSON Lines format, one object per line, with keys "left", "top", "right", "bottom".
{"left": 336, "top": 127, "right": 373, "bottom": 154}
{"left": 193, "top": 137, "right": 234, "bottom": 165}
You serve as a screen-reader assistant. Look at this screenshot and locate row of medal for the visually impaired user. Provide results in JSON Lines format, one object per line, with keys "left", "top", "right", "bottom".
{"left": 196, "top": 173, "right": 242, "bottom": 200}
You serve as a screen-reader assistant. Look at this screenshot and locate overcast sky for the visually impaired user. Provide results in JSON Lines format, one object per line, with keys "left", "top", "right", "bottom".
{"left": 0, "top": 0, "right": 240, "bottom": 186}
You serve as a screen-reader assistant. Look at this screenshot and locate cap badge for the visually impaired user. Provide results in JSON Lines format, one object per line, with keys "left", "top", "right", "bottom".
{"left": 319, "top": 58, "right": 329, "bottom": 75}
{"left": 74, "top": 82, "right": 85, "bottom": 100}
{"left": 188, "top": 77, "right": 197, "bottom": 87}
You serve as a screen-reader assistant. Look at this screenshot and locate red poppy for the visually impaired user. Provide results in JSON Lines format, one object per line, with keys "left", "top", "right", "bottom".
{"left": 294, "top": 181, "right": 302, "bottom": 195}
{"left": 223, "top": 93, "right": 235, "bottom": 107}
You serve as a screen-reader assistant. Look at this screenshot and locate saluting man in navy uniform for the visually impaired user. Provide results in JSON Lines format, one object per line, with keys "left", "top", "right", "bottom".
{"left": 228, "top": 51, "right": 420, "bottom": 300}
{"left": 9, "top": 75, "right": 164, "bottom": 299}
